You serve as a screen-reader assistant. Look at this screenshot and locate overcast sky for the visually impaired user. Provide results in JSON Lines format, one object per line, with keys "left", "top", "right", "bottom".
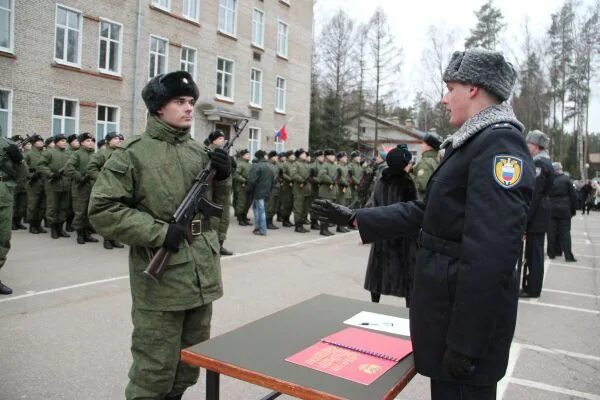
{"left": 313, "top": 0, "right": 600, "bottom": 133}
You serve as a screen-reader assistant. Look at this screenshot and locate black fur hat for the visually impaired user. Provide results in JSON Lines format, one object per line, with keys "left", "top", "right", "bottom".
{"left": 443, "top": 48, "right": 517, "bottom": 101}
{"left": 278, "top": 152, "right": 287, "bottom": 158}
{"left": 142, "top": 71, "right": 199, "bottom": 114}
{"left": 53, "top": 134, "right": 67, "bottom": 143}
{"left": 336, "top": 151, "right": 347, "bottom": 159}
{"left": 29, "top": 134, "right": 44, "bottom": 144}
{"left": 423, "top": 132, "right": 442, "bottom": 151}
{"left": 105, "top": 131, "right": 119, "bottom": 141}
{"left": 78, "top": 132, "right": 95, "bottom": 143}
{"left": 350, "top": 151, "right": 360, "bottom": 159}
{"left": 313, "top": 150, "right": 324, "bottom": 157}
{"left": 67, "top": 134, "right": 78, "bottom": 144}
{"left": 208, "top": 130, "right": 225, "bottom": 143}
{"left": 11, "top": 135, "right": 24, "bottom": 144}
{"left": 268, "top": 150, "right": 279, "bottom": 159}
{"left": 324, "top": 149, "right": 335, "bottom": 156}
{"left": 97, "top": 139, "right": 106, "bottom": 149}
{"left": 386, "top": 144, "right": 412, "bottom": 170}
{"left": 255, "top": 150, "right": 267, "bottom": 160}
{"left": 44, "top": 137, "right": 54, "bottom": 146}
{"left": 294, "top": 148, "right": 307, "bottom": 158}
{"left": 238, "top": 149, "right": 249, "bottom": 157}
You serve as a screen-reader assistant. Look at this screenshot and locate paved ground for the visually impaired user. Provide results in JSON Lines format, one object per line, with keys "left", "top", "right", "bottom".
{"left": 0, "top": 212, "right": 599, "bottom": 400}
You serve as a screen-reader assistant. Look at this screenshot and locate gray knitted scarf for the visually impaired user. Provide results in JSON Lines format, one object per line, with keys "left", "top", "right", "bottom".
{"left": 440, "top": 103, "right": 525, "bottom": 149}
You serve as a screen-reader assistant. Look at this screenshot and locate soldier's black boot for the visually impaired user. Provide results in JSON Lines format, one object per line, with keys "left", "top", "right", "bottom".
{"left": 0, "top": 281, "right": 13, "bottom": 295}
{"left": 336, "top": 225, "right": 350, "bottom": 233}
{"left": 76, "top": 230, "right": 86, "bottom": 244}
{"left": 219, "top": 240, "right": 233, "bottom": 256}
{"left": 11, "top": 219, "right": 18, "bottom": 230}
{"left": 103, "top": 239, "right": 113, "bottom": 250}
{"left": 65, "top": 217, "right": 74, "bottom": 232}
{"left": 51, "top": 224, "right": 59, "bottom": 239}
{"left": 111, "top": 240, "right": 124, "bottom": 248}
{"left": 320, "top": 222, "right": 334, "bottom": 237}
{"left": 310, "top": 221, "right": 320, "bottom": 230}
{"left": 84, "top": 230, "right": 99, "bottom": 243}
{"left": 57, "top": 223, "right": 70, "bottom": 238}
{"left": 29, "top": 224, "right": 40, "bottom": 234}
{"left": 238, "top": 217, "right": 249, "bottom": 226}
{"left": 165, "top": 394, "right": 182, "bottom": 400}
{"left": 267, "top": 217, "right": 280, "bottom": 230}
{"left": 282, "top": 217, "right": 292, "bottom": 227}
{"left": 295, "top": 223, "right": 308, "bottom": 233}
{"left": 13, "top": 218, "right": 26, "bottom": 230}
{"left": 37, "top": 221, "right": 47, "bottom": 234}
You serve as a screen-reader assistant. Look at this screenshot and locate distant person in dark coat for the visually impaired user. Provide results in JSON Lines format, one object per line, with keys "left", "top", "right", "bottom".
{"left": 247, "top": 150, "right": 274, "bottom": 236}
{"left": 364, "top": 144, "right": 417, "bottom": 307}
{"left": 581, "top": 180, "right": 593, "bottom": 215}
{"left": 547, "top": 162, "right": 578, "bottom": 262}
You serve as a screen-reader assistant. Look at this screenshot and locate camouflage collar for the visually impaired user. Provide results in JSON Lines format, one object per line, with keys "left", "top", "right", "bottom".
{"left": 145, "top": 114, "right": 191, "bottom": 145}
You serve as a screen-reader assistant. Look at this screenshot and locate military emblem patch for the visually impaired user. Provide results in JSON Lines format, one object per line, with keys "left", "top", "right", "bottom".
{"left": 493, "top": 155, "right": 523, "bottom": 189}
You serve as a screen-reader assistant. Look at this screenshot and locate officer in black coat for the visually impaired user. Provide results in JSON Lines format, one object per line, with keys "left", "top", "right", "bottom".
{"left": 547, "top": 162, "right": 578, "bottom": 262}
{"left": 313, "top": 48, "right": 535, "bottom": 400}
{"left": 520, "top": 130, "right": 554, "bottom": 298}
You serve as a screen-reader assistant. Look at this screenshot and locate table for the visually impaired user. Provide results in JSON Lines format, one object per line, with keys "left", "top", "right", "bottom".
{"left": 181, "top": 294, "right": 416, "bottom": 400}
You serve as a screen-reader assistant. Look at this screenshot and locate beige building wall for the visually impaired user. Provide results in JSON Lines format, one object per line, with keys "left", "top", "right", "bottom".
{"left": 0, "top": 0, "right": 312, "bottom": 153}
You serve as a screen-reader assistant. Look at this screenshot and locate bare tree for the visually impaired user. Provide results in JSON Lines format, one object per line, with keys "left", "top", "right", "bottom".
{"left": 319, "top": 10, "right": 355, "bottom": 100}
{"left": 353, "top": 24, "right": 370, "bottom": 150}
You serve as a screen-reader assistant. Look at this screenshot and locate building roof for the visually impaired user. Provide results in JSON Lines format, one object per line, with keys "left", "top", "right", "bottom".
{"left": 349, "top": 113, "right": 428, "bottom": 141}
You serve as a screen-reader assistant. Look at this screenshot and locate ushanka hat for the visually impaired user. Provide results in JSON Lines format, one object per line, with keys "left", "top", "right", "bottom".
{"left": 526, "top": 130, "right": 550, "bottom": 149}
{"left": 443, "top": 48, "right": 517, "bottom": 101}
{"left": 208, "top": 130, "right": 225, "bottom": 143}
{"left": 423, "top": 132, "right": 442, "bottom": 151}
{"left": 53, "top": 134, "right": 67, "bottom": 143}
{"left": 268, "top": 150, "right": 279, "bottom": 159}
{"left": 386, "top": 144, "right": 412, "bottom": 170}
{"left": 67, "top": 134, "right": 78, "bottom": 144}
{"left": 77, "top": 132, "right": 95, "bottom": 143}
{"left": 294, "top": 148, "right": 307, "bottom": 158}
{"left": 142, "top": 71, "right": 199, "bottom": 114}
{"left": 324, "top": 149, "right": 335, "bottom": 156}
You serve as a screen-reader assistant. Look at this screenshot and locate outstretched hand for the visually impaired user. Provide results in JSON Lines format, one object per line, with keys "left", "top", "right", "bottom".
{"left": 311, "top": 199, "right": 356, "bottom": 227}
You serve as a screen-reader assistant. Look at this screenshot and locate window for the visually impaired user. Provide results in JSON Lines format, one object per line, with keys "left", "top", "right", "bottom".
{"left": 0, "top": 0, "right": 14, "bottom": 52}
{"left": 149, "top": 35, "right": 168, "bottom": 79}
{"left": 183, "top": 0, "right": 199, "bottom": 21}
{"left": 218, "top": 0, "right": 237, "bottom": 36}
{"left": 96, "top": 105, "right": 119, "bottom": 142}
{"left": 52, "top": 98, "right": 78, "bottom": 135}
{"left": 98, "top": 20, "right": 122, "bottom": 75}
{"left": 216, "top": 57, "right": 234, "bottom": 100}
{"left": 252, "top": 9, "right": 265, "bottom": 48}
{"left": 275, "top": 77, "right": 286, "bottom": 113}
{"left": 360, "top": 126, "right": 366, "bottom": 134}
{"left": 277, "top": 20, "right": 288, "bottom": 58}
{"left": 274, "top": 137, "right": 285, "bottom": 153}
{"left": 248, "top": 128, "right": 261, "bottom": 157}
{"left": 180, "top": 46, "right": 196, "bottom": 78}
{"left": 55, "top": 5, "right": 82, "bottom": 66}
{"left": 152, "top": 0, "right": 170, "bottom": 11}
{"left": 250, "top": 68, "right": 262, "bottom": 107}
{"left": 0, "top": 89, "right": 12, "bottom": 138}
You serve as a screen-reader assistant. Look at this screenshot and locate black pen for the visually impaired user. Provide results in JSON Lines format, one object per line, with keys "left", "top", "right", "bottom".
{"left": 360, "top": 322, "right": 394, "bottom": 326}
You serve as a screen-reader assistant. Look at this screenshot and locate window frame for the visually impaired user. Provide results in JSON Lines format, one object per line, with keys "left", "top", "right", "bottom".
{"left": 274, "top": 136, "right": 285, "bottom": 153}
{"left": 97, "top": 18, "right": 123, "bottom": 76}
{"left": 276, "top": 19, "right": 289, "bottom": 59}
{"left": 251, "top": 8, "right": 265, "bottom": 49}
{"left": 248, "top": 127, "right": 261, "bottom": 157}
{"left": 54, "top": 4, "right": 84, "bottom": 67}
{"left": 215, "top": 56, "right": 235, "bottom": 101}
{"left": 0, "top": 88, "right": 13, "bottom": 138}
{"left": 249, "top": 68, "right": 263, "bottom": 108}
{"left": 0, "top": 0, "right": 14, "bottom": 53}
{"left": 151, "top": 0, "right": 171, "bottom": 12}
{"left": 218, "top": 0, "right": 238, "bottom": 38}
{"left": 180, "top": 45, "right": 197, "bottom": 79}
{"left": 51, "top": 96, "right": 80, "bottom": 136}
{"left": 182, "top": 0, "right": 200, "bottom": 22}
{"left": 95, "top": 103, "right": 120, "bottom": 143}
{"left": 148, "top": 34, "right": 169, "bottom": 80}
{"left": 275, "top": 76, "right": 287, "bottom": 114}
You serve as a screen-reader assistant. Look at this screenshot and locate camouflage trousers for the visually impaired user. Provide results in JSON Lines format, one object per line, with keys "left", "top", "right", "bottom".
{"left": 13, "top": 190, "right": 27, "bottom": 222}
{"left": 71, "top": 183, "right": 91, "bottom": 230}
{"left": 45, "top": 185, "right": 70, "bottom": 225}
{"left": 0, "top": 182, "right": 14, "bottom": 269}
{"left": 27, "top": 180, "right": 45, "bottom": 224}
{"left": 126, "top": 303, "right": 213, "bottom": 400}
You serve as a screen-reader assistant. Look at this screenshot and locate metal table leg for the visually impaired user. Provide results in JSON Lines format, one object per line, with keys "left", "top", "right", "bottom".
{"left": 259, "top": 392, "right": 282, "bottom": 400}
{"left": 206, "top": 370, "right": 220, "bottom": 400}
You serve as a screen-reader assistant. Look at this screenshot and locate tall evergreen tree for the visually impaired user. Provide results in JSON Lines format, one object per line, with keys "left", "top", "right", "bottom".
{"left": 464, "top": 0, "right": 505, "bottom": 50}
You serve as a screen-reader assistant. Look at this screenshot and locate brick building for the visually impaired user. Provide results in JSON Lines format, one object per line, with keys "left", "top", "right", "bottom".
{"left": 0, "top": 0, "right": 313, "bottom": 153}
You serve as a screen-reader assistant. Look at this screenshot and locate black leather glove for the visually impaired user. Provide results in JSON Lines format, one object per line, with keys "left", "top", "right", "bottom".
{"left": 6, "top": 144, "right": 23, "bottom": 163}
{"left": 443, "top": 348, "right": 476, "bottom": 379}
{"left": 311, "top": 199, "right": 356, "bottom": 226}
{"left": 208, "top": 149, "right": 231, "bottom": 181}
{"left": 163, "top": 223, "right": 187, "bottom": 252}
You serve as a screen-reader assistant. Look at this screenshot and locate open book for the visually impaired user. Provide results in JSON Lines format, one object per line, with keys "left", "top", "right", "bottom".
{"left": 285, "top": 327, "right": 413, "bottom": 385}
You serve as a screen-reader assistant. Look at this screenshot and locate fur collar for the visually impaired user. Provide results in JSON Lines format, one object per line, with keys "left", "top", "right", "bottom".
{"left": 441, "top": 104, "right": 524, "bottom": 150}
{"left": 534, "top": 149, "right": 550, "bottom": 161}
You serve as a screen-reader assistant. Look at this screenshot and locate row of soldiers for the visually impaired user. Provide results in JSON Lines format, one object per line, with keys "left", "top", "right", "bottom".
{"left": 9, "top": 132, "right": 124, "bottom": 249}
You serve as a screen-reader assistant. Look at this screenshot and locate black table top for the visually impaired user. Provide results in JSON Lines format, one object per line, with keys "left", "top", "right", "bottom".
{"left": 182, "top": 294, "right": 415, "bottom": 400}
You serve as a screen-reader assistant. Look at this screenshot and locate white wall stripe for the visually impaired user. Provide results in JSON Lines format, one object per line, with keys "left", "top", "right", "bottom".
{"left": 544, "top": 289, "right": 600, "bottom": 299}
{"left": 510, "top": 378, "right": 600, "bottom": 400}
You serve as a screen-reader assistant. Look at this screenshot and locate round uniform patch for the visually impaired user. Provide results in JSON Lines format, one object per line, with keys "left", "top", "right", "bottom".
{"left": 417, "top": 169, "right": 425, "bottom": 176}
{"left": 493, "top": 155, "right": 523, "bottom": 189}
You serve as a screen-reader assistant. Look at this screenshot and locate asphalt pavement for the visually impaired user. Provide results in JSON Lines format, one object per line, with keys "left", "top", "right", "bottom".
{"left": 0, "top": 212, "right": 598, "bottom": 400}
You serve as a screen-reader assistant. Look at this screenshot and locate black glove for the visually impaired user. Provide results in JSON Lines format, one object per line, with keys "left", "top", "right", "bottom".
{"left": 230, "top": 156, "right": 237, "bottom": 171}
{"left": 208, "top": 149, "right": 231, "bottom": 181}
{"left": 6, "top": 144, "right": 23, "bottom": 163}
{"left": 311, "top": 199, "right": 356, "bottom": 226}
{"left": 443, "top": 348, "right": 476, "bottom": 379}
{"left": 163, "top": 223, "right": 187, "bottom": 252}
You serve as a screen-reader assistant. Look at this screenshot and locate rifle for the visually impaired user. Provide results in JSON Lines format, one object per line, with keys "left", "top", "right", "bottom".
{"left": 144, "top": 119, "right": 248, "bottom": 282}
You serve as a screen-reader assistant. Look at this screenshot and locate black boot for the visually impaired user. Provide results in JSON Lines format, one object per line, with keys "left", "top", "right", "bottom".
{"left": 57, "top": 223, "right": 70, "bottom": 238}
{"left": 0, "top": 281, "right": 12, "bottom": 295}
{"left": 76, "top": 230, "right": 86, "bottom": 244}
{"left": 282, "top": 217, "right": 292, "bottom": 227}
{"left": 65, "top": 217, "right": 74, "bottom": 232}
{"left": 320, "top": 222, "right": 334, "bottom": 237}
{"left": 37, "top": 221, "right": 47, "bottom": 234}
{"left": 103, "top": 239, "right": 113, "bottom": 250}
{"left": 84, "top": 230, "right": 99, "bottom": 243}
{"left": 111, "top": 240, "right": 124, "bottom": 248}
{"left": 29, "top": 224, "right": 40, "bottom": 234}
{"left": 336, "top": 225, "right": 350, "bottom": 233}
{"left": 12, "top": 219, "right": 18, "bottom": 230}
{"left": 51, "top": 224, "right": 59, "bottom": 239}
{"left": 310, "top": 221, "right": 320, "bottom": 230}
{"left": 295, "top": 223, "right": 308, "bottom": 233}
{"left": 267, "top": 217, "right": 280, "bottom": 230}
{"left": 219, "top": 240, "right": 233, "bottom": 256}
{"left": 165, "top": 394, "right": 182, "bottom": 400}
{"left": 238, "top": 217, "right": 249, "bottom": 226}
{"left": 13, "top": 218, "right": 26, "bottom": 230}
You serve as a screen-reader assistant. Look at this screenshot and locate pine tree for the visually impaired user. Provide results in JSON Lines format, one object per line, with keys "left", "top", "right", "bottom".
{"left": 464, "top": 0, "right": 505, "bottom": 50}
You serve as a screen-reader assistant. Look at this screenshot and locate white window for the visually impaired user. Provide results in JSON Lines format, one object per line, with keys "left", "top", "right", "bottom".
{"left": 0, "top": 0, "right": 14, "bottom": 53}
{"left": 152, "top": 0, "right": 170, "bottom": 11}
{"left": 248, "top": 128, "right": 261, "bottom": 157}
{"left": 277, "top": 20, "right": 288, "bottom": 58}
{"left": 149, "top": 35, "right": 168, "bottom": 79}
{"left": 252, "top": 9, "right": 265, "bottom": 48}
{"left": 98, "top": 19, "right": 122, "bottom": 75}
{"left": 250, "top": 68, "right": 262, "bottom": 107}
{"left": 275, "top": 76, "right": 286, "bottom": 113}
{"left": 55, "top": 5, "right": 82, "bottom": 66}
{"left": 183, "top": 0, "right": 199, "bottom": 21}
{"left": 216, "top": 57, "right": 234, "bottom": 100}
{"left": 180, "top": 46, "right": 196, "bottom": 78}
{"left": 218, "top": 0, "right": 237, "bottom": 37}
{"left": 96, "top": 105, "right": 119, "bottom": 142}
{"left": 52, "top": 98, "right": 78, "bottom": 135}
{"left": 274, "top": 137, "right": 285, "bottom": 153}
{"left": 0, "top": 89, "right": 12, "bottom": 138}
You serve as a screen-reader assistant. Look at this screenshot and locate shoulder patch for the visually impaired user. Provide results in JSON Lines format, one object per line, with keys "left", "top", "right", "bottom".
{"left": 493, "top": 155, "right": 523, "bottom": 189}
{"left": 417, "top": 169, "right": 425, "bottom": 176}
{"left": 121, "top": 135, "right": 142, "bottom": 149}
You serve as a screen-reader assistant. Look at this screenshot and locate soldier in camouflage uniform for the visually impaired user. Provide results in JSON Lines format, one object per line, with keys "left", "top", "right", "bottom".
{"left": 64, "top": 132, "right": 99, "bottom": 244}
{"left": 1, "top": 135, "right": 27, "bottom": 294}
{"left": 64, "top": 134, "right": 79, "bottom": 232}
{"left": 89, "top": 71, "right": 232, "bottom": 400}
{"left": 265, "top": 150, "right": 281, "bottom": 229}
{"left": 87, "top": 132, "right": 124, "bottom": 249}
{"left": 335, "top": 152, "right": 351, "bottom": 233}
{"left": 24, "top": 134, "right": 47, "bottom": 234}
{"left": 290, "top": 149, "right": 312, "bottom": 233}
{"left": 279, "top": 150, "right": 295, "bottom": 227}
{"left": 10, "top": 135, "right": 27, "bottom": 230}
{"left": 348, "top": 151, "right": 365, "bottom": 210}
{"left": 233, "top": 149, "right": 251, "bottom": 226}
{"left": 308, "top": 150, "right": 324, "bottom": 230}
{"left": 412, "top": 132, "right": 441, "bottom": 200}
{"left": 316, "top": 149, "right": 338, "bottom": 236}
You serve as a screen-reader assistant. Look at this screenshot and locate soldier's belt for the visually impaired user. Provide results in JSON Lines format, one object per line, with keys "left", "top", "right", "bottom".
{"left": 190, "top": 219, "right": 211, "bottom": 236}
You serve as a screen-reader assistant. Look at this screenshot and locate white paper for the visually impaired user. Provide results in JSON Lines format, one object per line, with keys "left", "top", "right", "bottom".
{"left": 344, "top": 311, "right": 410, "bottom": 337}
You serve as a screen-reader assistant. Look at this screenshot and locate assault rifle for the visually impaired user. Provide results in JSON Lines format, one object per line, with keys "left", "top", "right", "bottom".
{"left": 144, "top": 119, "right": 248, "bottom": 282}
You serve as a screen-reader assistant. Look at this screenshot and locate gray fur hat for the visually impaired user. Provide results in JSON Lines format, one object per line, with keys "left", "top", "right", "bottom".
{"left": 142, "top": 71, "right": 199, "bottom": 114}
{"left": 443, "top": 48, "right": 517, "bottom": 101}
{"left": 526, "top": 130, "right": 550, "bottom": 149}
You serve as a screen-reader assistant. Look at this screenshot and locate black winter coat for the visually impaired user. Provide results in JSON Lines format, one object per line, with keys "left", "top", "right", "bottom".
{"left": 527, "top": 154, "right": 554, "bottom": 233}
{"left": 364, "top": 169, "right": 417, "bottom": 298}
{"left": 549, "top": 173, "right": 577, "bottom": 219}
{"left": 248, "top": 159, "right": 274, "bottom": 200}
{"left": 355, "top": 117, "right": 535, "bottom": 385}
